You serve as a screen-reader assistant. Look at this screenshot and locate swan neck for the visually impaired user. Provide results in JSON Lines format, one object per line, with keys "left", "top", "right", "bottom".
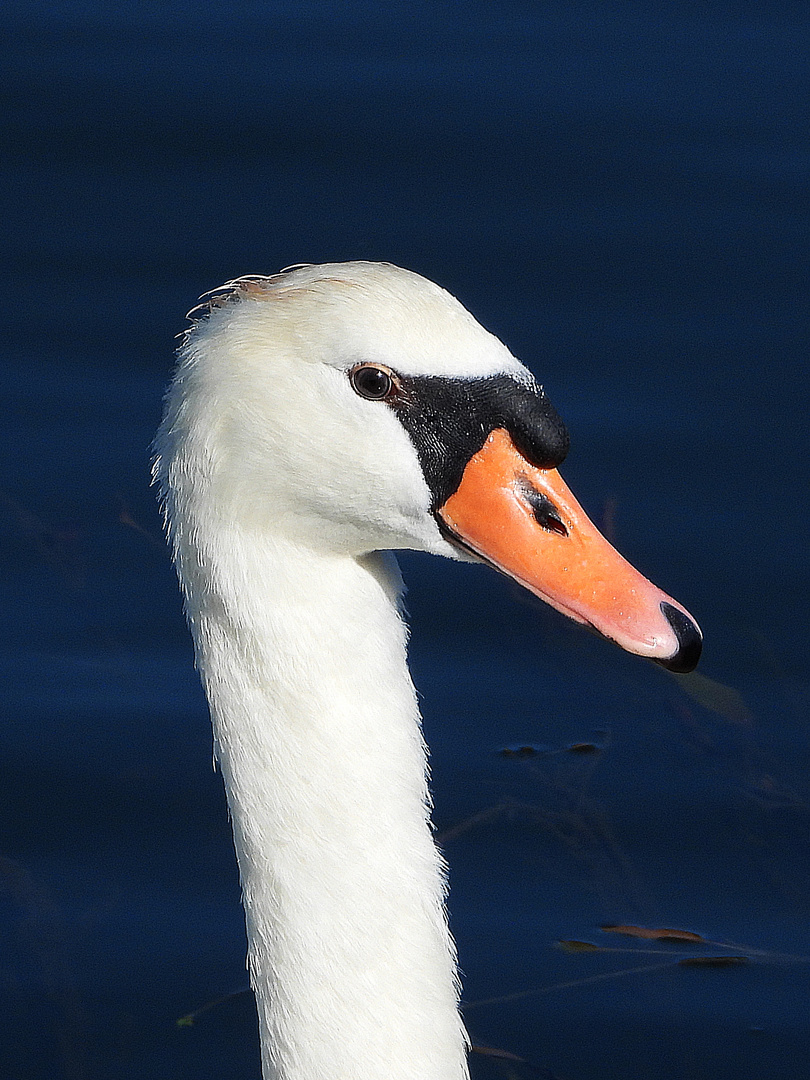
{"left": 184, "top": 533, "right": 469, "bottom": 1080}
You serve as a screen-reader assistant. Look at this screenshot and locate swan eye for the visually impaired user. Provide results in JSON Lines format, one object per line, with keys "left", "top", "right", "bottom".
{"left": 350, "top": 364, "right": 395, "bottom": 401}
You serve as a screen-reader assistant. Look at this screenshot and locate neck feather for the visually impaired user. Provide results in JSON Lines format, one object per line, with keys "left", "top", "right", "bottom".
{"left": 176, "top": 524, "right": 469, "bottom": 1080}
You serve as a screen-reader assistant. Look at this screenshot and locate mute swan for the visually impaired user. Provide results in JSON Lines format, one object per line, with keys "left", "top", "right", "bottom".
{"left": 153, "top": 261, "right": 701, "bottom": 1080}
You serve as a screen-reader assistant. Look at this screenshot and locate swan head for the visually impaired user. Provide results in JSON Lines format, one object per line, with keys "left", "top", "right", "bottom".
{"left": 156, "top": 261, "right": 701, "bottom": 672}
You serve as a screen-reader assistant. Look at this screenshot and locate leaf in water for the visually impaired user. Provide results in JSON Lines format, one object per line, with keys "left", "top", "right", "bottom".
{"left": 175, "top": 986, "right": 251, "bottom": 1028}
{"left": 671, "top": 670, "right": 754, "bottom": 724}
{"left": 601, "top": 925, "right": 705, "bottom": 942}
{"left": 678, "top": 956, "right": 749, "bottom": 967}
{"left": 556, "top": 940, "right": 602, "bottom": 952}
{"left": 566, "top": 742, "right": 600, "bottom": 754}
{"left": 470, "top": 1044, "right": 526, "bottom": 1061}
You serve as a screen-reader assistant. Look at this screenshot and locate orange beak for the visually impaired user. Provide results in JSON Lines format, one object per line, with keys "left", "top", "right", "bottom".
{"left": 437, "top": 428, "right": 702, "bottom": 672}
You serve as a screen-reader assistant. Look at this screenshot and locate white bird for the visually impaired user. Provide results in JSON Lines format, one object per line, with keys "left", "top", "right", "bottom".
{"left": 153, "top": 262, "right": 701, "bottom": 1080}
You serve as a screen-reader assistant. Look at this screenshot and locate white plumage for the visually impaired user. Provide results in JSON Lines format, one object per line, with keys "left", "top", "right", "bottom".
{"left": 154, "top": 261, "right": 700, "bottom": 1080}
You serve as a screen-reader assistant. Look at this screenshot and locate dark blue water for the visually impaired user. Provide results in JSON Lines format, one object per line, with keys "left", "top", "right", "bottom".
{"left": 3, "top": 3, "right": 809, "bottom": 1078}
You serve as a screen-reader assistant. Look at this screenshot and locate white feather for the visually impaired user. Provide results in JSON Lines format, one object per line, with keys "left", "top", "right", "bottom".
{"left": 154, "top": 262, "right": 536, "bottom": 1080}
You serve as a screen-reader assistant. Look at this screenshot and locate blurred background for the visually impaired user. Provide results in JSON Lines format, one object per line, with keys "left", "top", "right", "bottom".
{"left": 2, "top": 2, "right": 809, "bottom": 1078}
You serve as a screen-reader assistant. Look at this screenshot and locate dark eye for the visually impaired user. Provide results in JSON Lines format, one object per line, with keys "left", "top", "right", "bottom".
{"left": 349, "top": 364, "right": 395, "bottom": 401}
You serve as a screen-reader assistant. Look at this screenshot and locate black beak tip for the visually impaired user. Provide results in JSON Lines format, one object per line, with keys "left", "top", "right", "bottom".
{"left": 657, "top": 601, "right": 703, "bottom": 673}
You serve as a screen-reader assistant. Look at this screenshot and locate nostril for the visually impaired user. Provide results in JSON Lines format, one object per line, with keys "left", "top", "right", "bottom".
{"left": 658, "top": 602, "right": 703, "bottom": 672}
{"left": 517, "top": 478, "right": 568, "bottom": 536}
